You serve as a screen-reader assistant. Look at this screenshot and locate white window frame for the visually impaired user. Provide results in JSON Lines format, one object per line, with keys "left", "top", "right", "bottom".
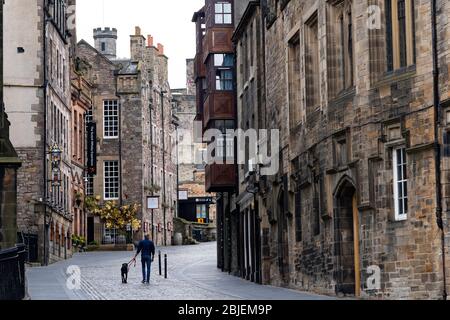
{"left": 85, "top": 175, "right": 94, "bottom": 196}
{"left": 103, "top": 100, "right": 119, "bottom": 139}
{"left": 104, "top": 161, "right": 120, "bottom": 200}
{"left": 215, "top": 2, "right": 232, "bottom": 25}
{"left": 216, "top": 135, "right": 234, "bottom": 160}
{"left": 393, "top": 147, "right": 408, "bottom": 221}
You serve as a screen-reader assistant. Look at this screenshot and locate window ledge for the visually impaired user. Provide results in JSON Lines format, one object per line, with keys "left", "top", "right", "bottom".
{"left": 374, "top": 65, "right": 417, "bottom": 89}
{"left": 392, "top": 215, "right": 408, "bottom": 222}
{"left": 406, "top": 142, "right": 434, "bottom": 154}
{"left": 329, "top": 87, "right": 356, "bottom": 105}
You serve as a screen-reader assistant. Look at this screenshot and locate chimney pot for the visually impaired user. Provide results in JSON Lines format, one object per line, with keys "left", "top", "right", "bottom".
{"left": 147, "top": 35, "right": 154, "bottom": 47}
{"left": 157, "top": 43, "right": 164, "bottom": 55}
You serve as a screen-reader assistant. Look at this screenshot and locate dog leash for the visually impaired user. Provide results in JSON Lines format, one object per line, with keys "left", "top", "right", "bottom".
{"left": 128, "top": 258, "right": 136, "bottom": 268}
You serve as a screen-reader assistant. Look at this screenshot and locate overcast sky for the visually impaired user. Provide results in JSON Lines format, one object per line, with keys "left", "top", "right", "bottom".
{"left": 76, "top": 0, "right": 204, "bottom": 89}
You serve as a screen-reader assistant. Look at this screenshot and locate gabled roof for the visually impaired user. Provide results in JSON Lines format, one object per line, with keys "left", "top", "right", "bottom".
{"left": 192, "top": 6, "right": 205, "bottom": 22}
{"left": 232, "top": 1, "right": 260, "bottom": 42}
{"left": 77, "top": 39, "right": 116, "bottom": 67}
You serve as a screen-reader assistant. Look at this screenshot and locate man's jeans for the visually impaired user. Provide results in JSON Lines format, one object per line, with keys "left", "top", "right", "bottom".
{"left": 141, "top": 255, "right": 152, "bottom": 283}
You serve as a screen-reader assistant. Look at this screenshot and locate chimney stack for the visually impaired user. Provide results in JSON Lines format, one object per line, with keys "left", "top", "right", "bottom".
{"left": 135, "top": 26, "right": 141, "bottom": 36}
{"left": 157, "top": 43, "right": 164, "bottom": 55}
{"left": 147, "top": 35, "right": 154, "bottom": 47}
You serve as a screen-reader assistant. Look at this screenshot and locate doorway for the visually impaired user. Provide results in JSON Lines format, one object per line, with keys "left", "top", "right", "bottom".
{"left": 334, "top": 178, "right": 360, "bottom": 296}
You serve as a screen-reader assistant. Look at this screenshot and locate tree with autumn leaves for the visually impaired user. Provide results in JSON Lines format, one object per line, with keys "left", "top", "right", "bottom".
{"left": 85, "top": 196, "right": 141, "bottom": 232}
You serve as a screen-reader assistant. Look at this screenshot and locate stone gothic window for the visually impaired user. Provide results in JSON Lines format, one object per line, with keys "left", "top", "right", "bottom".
{"left": 305, "top": 12, "right": 320, "bottom": 115}
{"left": 385, "top": 0, "right": 416, "bottom": 71}
{"left": 327, "top": 0, "right": 354, "bottom": 97}
{"left": 295, "top": 188, "right": 302, "bottom": 242}
{"left": 288, "top": 32, "right": 302, "bottom": 127}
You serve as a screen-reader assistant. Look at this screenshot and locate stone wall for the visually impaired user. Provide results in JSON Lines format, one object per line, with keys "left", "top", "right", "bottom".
{"left": 252, "top": 0, "right": 450, "bottom": 299}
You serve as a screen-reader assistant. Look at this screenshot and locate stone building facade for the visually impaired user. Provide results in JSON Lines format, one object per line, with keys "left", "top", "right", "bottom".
{"left": 193, "top": 0, "right": 239, "bottom": 272}
{"left": 70, "top": 62, "right": 92, "bottom": 241}
{"left": 0, "top": 0, "right": 22, "bottom": 252}
{"left": 4, "top": 0, "right": 75, "bottom": 264}
{"left": 233, "top": 0, "right": 264, "bottom": 284}
{"left": 77, "top": 26, "right": 177, "bottom": 247}
{"left": 197, "top": 0, "right": 450, "bottom": 299}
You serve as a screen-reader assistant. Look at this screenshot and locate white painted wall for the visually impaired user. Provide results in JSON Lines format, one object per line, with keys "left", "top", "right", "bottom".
{"left": 3, "top": 0, "right": 42, "bottom": 148}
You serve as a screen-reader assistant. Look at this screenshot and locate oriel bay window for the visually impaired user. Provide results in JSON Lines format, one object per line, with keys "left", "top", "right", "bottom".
{"left": 385, "top": 0, "right": 415, "bottom": 71}
{"left": 215, "top": 1, "right": 232, "bottom": 25}
{"left": 210, "top": 120, "right": 235, "bottom": 163}
{"left": 393, "top": 147, "right": 408, "bottom": 220}
{"left": 214, "top": 54, "right": 234, "bottom": 91}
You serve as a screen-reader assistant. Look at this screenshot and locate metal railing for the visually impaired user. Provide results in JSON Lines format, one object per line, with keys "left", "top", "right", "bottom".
{"left": 0, "top": 244, "right": 26, "bottom": 300}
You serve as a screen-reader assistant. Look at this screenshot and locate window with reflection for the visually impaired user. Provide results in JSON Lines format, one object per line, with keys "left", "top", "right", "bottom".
{"left": 215, "top": 2, "right": 232, "bottom": 24}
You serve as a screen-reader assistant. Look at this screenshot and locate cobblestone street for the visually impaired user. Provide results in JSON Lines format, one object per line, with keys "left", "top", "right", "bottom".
{"left": 26, "top": 242, "right": 332, "bottom": 300}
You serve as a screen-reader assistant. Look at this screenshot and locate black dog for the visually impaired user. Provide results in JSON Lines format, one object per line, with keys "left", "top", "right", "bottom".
{"left": 121, "top": 263, "right": 129, "bottom": 283}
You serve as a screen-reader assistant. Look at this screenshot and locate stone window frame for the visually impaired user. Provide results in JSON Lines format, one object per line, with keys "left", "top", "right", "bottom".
{"left": 383, "top": 119, "right": 408, "bottom": 222}
{"left": 304, "top": 9, "right": 321, "bottom": 117}
{"left": 78, "top": 112, "right": 83, "bottom": 162}
{"left": 103, "top": 100, "right": 119, "bottom": 139}
{"left": 332, "top": 128, "right": 351, "bottom": 169}
{"left": 312, "top": 172, "right": 325, "bottom": 236}
{"left": 294, "top": 186, "right": 303, "bottom": 242}
{"left": 265, "top": 0, "right": 278, "bottom": 29}
{"left": 103, "top": 160, "right": 120, "bottom": 201}
{"left": 326, "top": 0, "right": 355, "bottom": 99}
{"left": 385, "top": 0, "right": 416, "bottom": 71}
{"left": 392, "top": 146, "right": 408, "bottom": 221}
{"left": 73, "top": 109, "right": 78, "bottom": 160}
{"left": 287, "top": 28, "right": 303, "bottom": 129}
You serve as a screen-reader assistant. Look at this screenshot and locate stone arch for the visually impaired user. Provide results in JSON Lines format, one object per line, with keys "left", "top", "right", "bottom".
{"left": 333, "top": 174, "right": 356, "bottom": 198}
{"left": 333, "top": 175, "right": 360, "bottom": 296}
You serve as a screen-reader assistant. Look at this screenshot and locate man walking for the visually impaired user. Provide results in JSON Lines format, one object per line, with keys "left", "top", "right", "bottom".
{"left": 134, "top": 234, "right": 155, "bottom": 284}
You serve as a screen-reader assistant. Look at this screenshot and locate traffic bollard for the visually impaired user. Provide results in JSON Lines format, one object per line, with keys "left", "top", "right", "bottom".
{"left": 164, "top": 254, "right": 167, "bottom": 279}
{"left": 158, "top": 250, "right": 162, "bottom": 276}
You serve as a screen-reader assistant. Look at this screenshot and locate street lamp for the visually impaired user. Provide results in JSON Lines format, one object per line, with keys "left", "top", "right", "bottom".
{"left": 43, "top": 143, "right": 62, "bottom": 265}
{"left": 50, "top": 143, "right": 62, "bottom": 187}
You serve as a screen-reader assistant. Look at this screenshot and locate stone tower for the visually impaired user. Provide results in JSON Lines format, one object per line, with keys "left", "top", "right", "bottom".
{"left": 93, "top": 27, "right": 117, "bottom": 60}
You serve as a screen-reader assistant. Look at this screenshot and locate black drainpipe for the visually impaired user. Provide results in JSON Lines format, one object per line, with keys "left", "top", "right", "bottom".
{"left": 431, "top": 0, "right": 447, "bottom": 300}
{"left": 42, "top": 3, "right": 49, "bottom": 266}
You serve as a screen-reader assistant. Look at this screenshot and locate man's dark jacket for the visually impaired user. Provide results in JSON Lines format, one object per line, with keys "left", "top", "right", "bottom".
{"left": 136, "top": 239, "right": 155, "bottom": 257}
